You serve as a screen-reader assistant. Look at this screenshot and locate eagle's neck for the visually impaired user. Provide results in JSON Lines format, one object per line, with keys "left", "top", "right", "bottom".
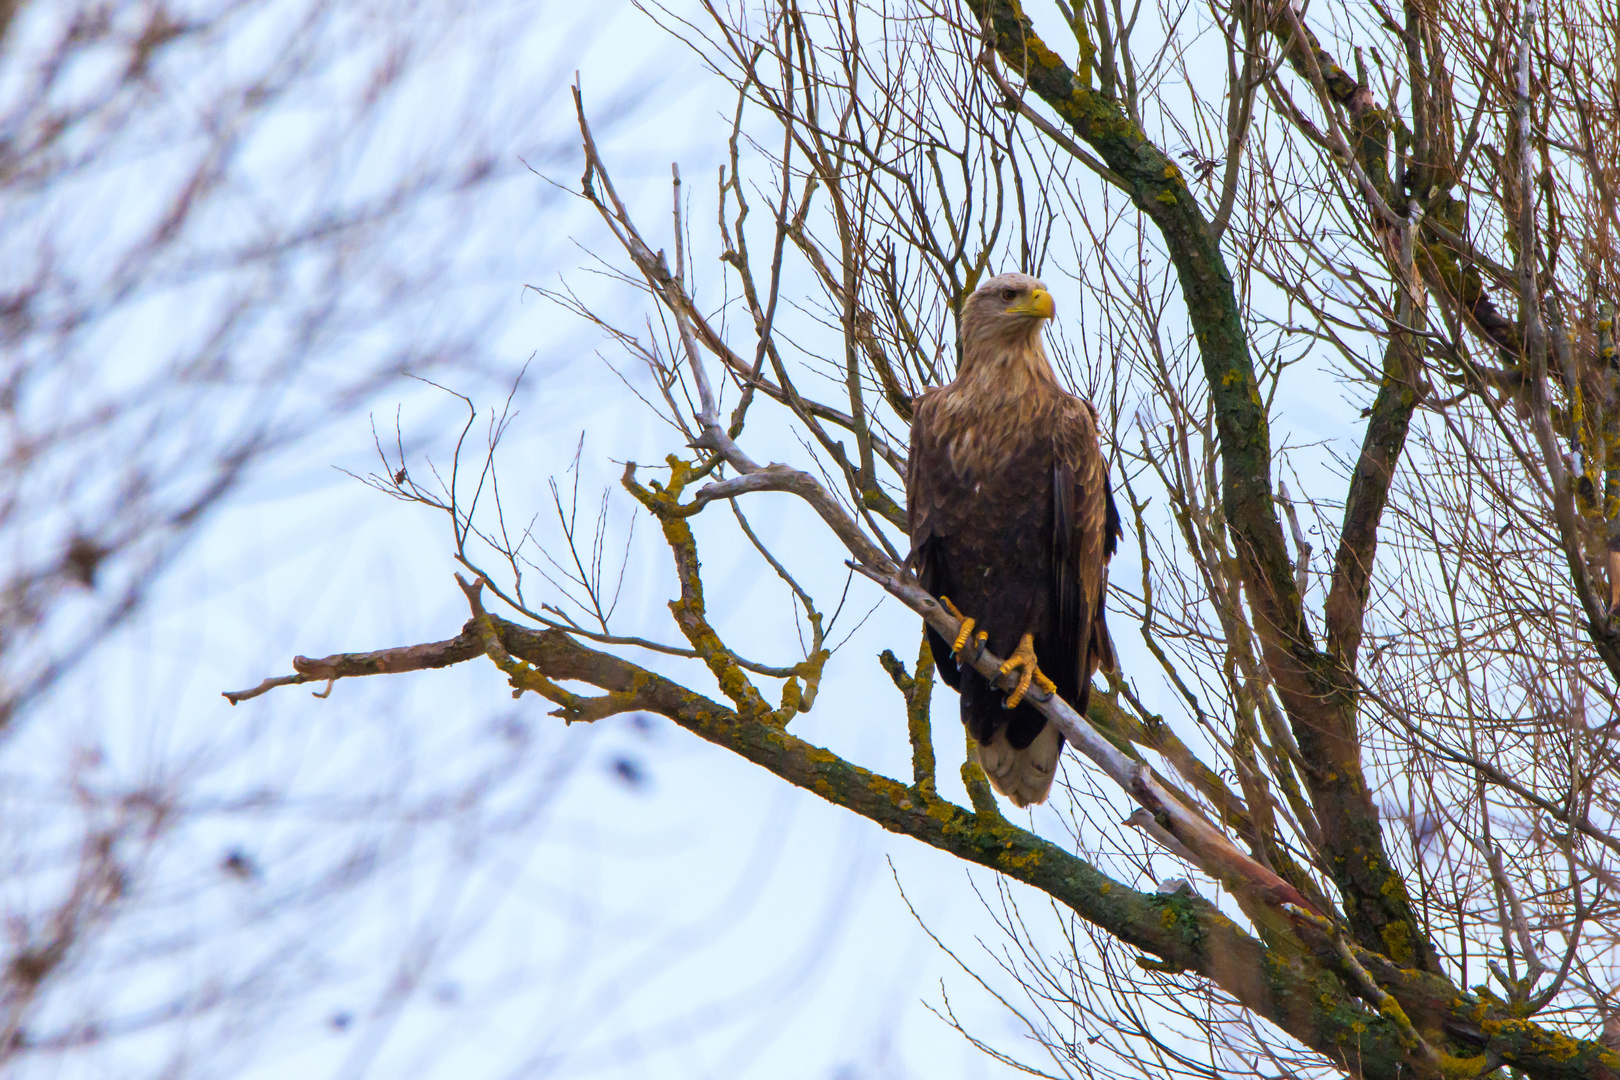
{"left": 954, "top": 331, "right": 1060, "bottom": 403}
{"left": 936, "top": 332, "right": 1061, "bottom": 478}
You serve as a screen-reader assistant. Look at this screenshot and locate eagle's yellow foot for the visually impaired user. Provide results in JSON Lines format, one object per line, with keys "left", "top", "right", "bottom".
{"left": 1000, "top": 632, "right": 1055, "bottom": 709}
{"left": 940, "top": 596, "right": 977, "bottom": 654}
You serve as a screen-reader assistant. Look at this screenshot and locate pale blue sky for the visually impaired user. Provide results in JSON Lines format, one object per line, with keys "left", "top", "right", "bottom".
{"left": 1, "top": 0, "right": 1372, "bottom": 1075}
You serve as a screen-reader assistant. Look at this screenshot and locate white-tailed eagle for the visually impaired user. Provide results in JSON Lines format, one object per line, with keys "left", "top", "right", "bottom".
{"left": 906, "top": 273, "right": 1120, "bottom": 807}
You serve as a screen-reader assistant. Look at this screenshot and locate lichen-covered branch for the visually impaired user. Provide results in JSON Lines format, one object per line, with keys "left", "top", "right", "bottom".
{"left": 225, "top": 598, "right": 1620, "bottom": 1079}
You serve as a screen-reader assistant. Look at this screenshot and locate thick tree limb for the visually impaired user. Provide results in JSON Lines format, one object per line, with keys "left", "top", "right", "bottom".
{"left": 225, "top": 607, "right": 1620, "bottom": 1080}
{"left": 1324, "top": 332, "right": 1420, "bottom": 669}
{"left": 483, "top": 619, "right": 1423, "bottom": 1073}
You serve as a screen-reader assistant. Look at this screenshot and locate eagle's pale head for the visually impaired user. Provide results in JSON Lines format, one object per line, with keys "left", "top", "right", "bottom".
{"left": 957, "top": 273, "right": 1057, "bottom": 384}
{"left": 962, "top": 272, "right": 1054, "bottom": 343}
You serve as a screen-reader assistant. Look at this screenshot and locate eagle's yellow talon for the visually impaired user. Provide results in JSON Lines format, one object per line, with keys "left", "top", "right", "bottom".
{"left": 951, "top": 618, "right": 976, "bottom": 653}
{"left": 1000, "top": 632, "right": 1047, "bottom": 709}
{"left": 940, "top": 596, "right": 978, "bottom": 655}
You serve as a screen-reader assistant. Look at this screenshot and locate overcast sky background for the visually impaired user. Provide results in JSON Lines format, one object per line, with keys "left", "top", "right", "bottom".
{"left": 2, "top": 0, "right": 1369, "bottom": 1075}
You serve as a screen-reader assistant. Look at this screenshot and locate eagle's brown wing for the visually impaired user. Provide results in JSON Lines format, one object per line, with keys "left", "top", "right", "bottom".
{"left": 1049, "top": 396, "right": 1117, "bottom": 716}
{"left": 904, "top": 388, "right": 963, "bottom": 690}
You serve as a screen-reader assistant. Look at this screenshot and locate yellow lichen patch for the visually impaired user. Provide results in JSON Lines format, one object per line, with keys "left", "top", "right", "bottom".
{"left": 1155, "top": 190, "right": 1177, "bottom": 206}
{"left": 1479, "top": 1016, "right": 1595, "bottom": 1064}
{"left": 1024, "top": 35, "right": 1067, "bottom": 75}
{"left": 1379, "top": 919, "right": 1415, "bottom": 965}
{"left": 775, "top": 677, "right": 803, "bottom": 717}
{"left": 1161, "top": 907, "right": 1179, "bottom": 930}
{"left": 1547, "top": 1029, "right": 1583, "bottom": 1062}
{"left": 1163, "top": 163, "right": 1182, "bottom": 181}
{"left": 1378, "top": 999, "right": 1418, "bottom": 1048}
{"left": 1099, "top": 881, "right": 1111, "bottom": 894}
{"left": 1000, "top": 847, "right": 1042, "bottom": 871}
{"left": 1437, "top": 1052, "right": 1489, "bottom": 1079}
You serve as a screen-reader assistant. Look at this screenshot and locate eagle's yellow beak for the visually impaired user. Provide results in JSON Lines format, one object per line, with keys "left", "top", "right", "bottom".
{"left": 1008, "top": 287, "right": 1055, "bottom": 320}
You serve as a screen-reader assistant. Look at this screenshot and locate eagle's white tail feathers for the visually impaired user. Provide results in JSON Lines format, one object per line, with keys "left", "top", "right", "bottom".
{"left": 976, "top": 723, "right": 1063, "bottom": 808}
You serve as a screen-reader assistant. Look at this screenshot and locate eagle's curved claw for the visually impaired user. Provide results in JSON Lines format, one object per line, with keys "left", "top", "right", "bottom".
{"left": 1000, "top": 632, "right": 1055, "bottom": 709}
{"left": 940, "top": 596, "right": 977, "bottom": 654}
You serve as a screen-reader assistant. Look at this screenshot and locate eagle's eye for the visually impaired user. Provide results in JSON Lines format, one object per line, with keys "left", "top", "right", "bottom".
{"left": 1000, "top": 288, "right": 1018, "bottom": 302}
